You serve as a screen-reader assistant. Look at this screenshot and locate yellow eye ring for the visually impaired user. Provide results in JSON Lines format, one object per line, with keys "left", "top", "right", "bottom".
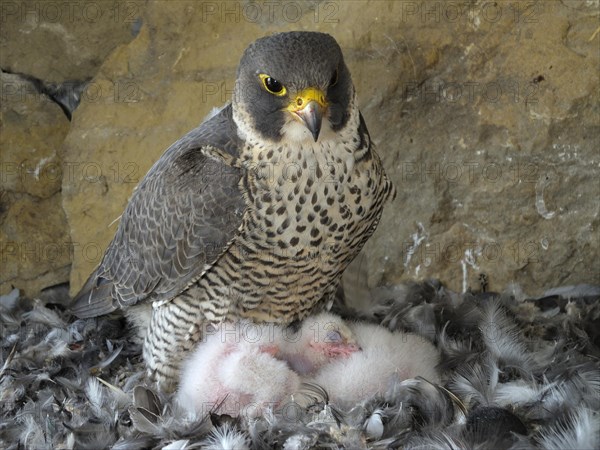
{"left": 259, "top": 74, "right": 287, "bottom": 96}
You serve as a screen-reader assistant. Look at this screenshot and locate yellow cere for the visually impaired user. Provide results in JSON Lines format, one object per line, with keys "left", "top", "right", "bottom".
{"left": 286, "top": 87, "right": 328, "bottom": 113}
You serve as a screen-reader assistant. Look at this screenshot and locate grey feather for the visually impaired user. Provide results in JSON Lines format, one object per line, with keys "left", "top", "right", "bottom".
{"left": 6, "top": 270, "right": 600, "bottom": 448}
{"left": 71, "top": 105, "right": 245, "bottom": 318}
{"left": 537, "top": 407, "right": 599, "bottom": 450}
{"left": 542, "top": 284, "right": 600, "bottom": 300}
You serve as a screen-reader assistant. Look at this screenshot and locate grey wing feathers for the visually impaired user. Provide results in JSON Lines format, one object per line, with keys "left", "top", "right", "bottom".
{"left": 71, "top": 105, "right": 245, "bottom": 318}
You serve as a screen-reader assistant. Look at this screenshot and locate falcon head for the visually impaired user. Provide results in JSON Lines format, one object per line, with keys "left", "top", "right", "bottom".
{"left": 233, "top": 31, "right": 355, "bottom": 144}
{"left": 278, "top": 312, "right": 361, "bottom": 375}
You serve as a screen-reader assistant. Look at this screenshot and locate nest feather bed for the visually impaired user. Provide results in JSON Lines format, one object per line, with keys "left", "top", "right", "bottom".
{"left": 1, "top": 281, "right": 599, "bottom": 449}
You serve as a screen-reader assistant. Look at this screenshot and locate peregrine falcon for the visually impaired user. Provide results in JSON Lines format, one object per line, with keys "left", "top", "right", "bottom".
{"left": 71, "top": 31, "right": 395, "bottom": 390}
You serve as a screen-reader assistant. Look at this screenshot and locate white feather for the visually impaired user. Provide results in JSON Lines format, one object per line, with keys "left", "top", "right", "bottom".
{"left": 282, "top": 434, "right": 316, "bottom": 450}
{"left": 479, "top": 302, "right": 532, "bottom": 369}
{"left": 494, "top": 379, "right": 549, "bottom": 405}
{"left": 85, "top": 377, "right": 104, "bottom": 416}
{"left": 202, "top": 424, "right": 250, "bottom": 450}
{"left": 20, "top": 415, "right": 45, "bottom": 449}
{"left": 449, "top": 359, "right": 499, "bottom": 407}
{"left": 538, "top": 408, "right": 600, "bottom": 450}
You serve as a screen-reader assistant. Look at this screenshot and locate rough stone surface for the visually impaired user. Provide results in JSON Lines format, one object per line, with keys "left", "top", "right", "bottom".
{"left": 26, "top": 0, "right": 596, "bottom": 296}
{"left": 0, "top": 0, "right": 145, "bottom": 297}
{"left": 0, "top": 72, "right": 71, "bottom": 296}
{"left": 0, "top": 0, "right": 142, "bottom": 83}
{"left": 361, "top": 0, "right": 600, "bottom": 295}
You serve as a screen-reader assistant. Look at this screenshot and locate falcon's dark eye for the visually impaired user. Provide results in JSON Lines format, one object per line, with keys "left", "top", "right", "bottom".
{"left": 259, "top": 74, "right": 287, "bottom": 96}
{"left": 265, "top": 77, "right": 282, "bottom": 93}
{"left": 329, "top": 68, "right": 339, "bottom": 87}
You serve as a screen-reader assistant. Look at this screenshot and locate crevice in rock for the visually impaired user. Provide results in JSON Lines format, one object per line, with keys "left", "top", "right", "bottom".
{"left": 1, "top": 67, "right": 90, "bottom": 120}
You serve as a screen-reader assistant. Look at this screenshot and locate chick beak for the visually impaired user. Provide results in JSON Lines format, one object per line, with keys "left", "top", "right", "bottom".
{"left": 287, "top": 87, "right": 328, "bottom": 142}
{"left": 328, "top": 341, "right": 362, "bottom": 357}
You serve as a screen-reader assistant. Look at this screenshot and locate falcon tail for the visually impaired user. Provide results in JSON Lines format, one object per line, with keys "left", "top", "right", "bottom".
{"left": 70, "top": 272, "right": 117, "bottom": 318}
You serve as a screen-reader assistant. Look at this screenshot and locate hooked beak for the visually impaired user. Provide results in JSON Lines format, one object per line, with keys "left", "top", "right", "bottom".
{"left": 286, "top": 87, "right": 328, "bottom": 142}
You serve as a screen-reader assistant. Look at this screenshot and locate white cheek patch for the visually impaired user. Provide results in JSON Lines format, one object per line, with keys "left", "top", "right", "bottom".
{"left": 281, "top": 120, "right": 313, "bottom": 143}
{"left": 281, "top": 118, "right": 337, "bottom": 145}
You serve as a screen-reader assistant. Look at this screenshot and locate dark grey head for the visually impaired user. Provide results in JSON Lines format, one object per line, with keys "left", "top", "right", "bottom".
{"left": 233, "top": 31, "right": 354, "bottom": 143}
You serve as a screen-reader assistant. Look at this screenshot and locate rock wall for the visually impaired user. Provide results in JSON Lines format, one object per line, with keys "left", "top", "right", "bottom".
{"left": 1, "top": 1, "right": 598, "bottom": 298}
{"left": 1, "top": 73, "right": 72, "bottom": 296}
{"left": 1, "top": 0, "right": 140, "bottom": 295}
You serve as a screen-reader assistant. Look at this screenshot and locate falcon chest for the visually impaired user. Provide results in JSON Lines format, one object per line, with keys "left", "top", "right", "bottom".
{"left": 244, "top": 140, "right": 375, "bottom": 262}
{"left": 194, "top": 105, "right": 390, "bottom": 323}
{"left": 213, "top": 133, "right": 385, "bottom": 322}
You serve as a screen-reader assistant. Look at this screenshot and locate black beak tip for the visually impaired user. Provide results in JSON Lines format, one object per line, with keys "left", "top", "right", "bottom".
{"left": 311, "top": 127, "right": 321, "bottom": 142}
